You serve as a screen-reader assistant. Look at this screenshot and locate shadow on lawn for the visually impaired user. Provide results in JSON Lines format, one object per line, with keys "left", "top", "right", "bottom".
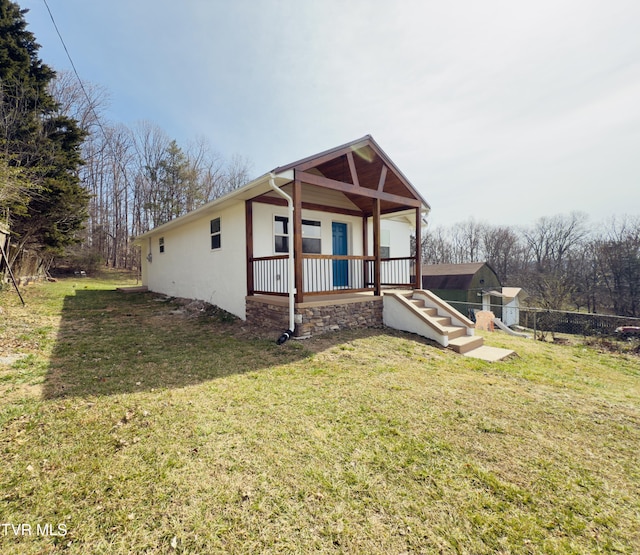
{"left": 42, "top": 289, "right": 316, "bottom": 399}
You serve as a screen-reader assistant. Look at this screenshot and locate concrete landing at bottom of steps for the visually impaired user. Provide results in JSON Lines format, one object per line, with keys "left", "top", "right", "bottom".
{"left": 462, "top": 345, "right": 516, "bottom": 362}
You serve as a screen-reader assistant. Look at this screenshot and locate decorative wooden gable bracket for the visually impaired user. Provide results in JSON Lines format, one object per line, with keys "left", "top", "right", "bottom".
{"left": 293, "top": 142, "right": 365, "bottom": 173}
{"left": 377, "top": 165, "right": 387, "bottom": 193}
{"left": 348, "top": 150, "right": 388, "bottom": 196}
{"left": 295, "top": 170, "right": 421, "bottom": 208}
{"left": 273, "top": 135, "right": 429, "bottom": 211}
{"left": 346, "top": 151, "right": 360, "bottom": 188}
{"left": 281, "top": 136, "right": 426, "bottom": 216}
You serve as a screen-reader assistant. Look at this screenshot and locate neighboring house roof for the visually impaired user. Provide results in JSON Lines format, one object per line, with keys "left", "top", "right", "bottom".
{"left": 501, "top": 287, "right": 527, "bottom": 301}
{"left": 421, "top": 262, "right": 495, "bottom": 290}
{"left": 480, "top": 287, "right": 527, "bottom": 302}
{"left": 136, "top": 135, "right": 429, "bottom": 241}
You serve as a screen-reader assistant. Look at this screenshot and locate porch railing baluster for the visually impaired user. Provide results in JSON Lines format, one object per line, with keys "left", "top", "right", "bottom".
{"left": 249, "top": 255, "right": 417, "bottom": 296}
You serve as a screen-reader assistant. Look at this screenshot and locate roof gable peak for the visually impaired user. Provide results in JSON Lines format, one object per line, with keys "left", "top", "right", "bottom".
{"left": 273, "top": 135, "right": 429, "bottom": 211}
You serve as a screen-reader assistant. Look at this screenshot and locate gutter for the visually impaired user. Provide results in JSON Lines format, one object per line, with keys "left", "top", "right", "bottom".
{"left": 268, "top": 173, "right": 296, "bottom": 344}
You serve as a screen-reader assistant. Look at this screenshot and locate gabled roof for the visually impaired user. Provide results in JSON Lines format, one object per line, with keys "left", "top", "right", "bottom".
{"left": 136, "top": 135, "right": 428, "bottom": 240}
{"left": 273, "top": 134, "right": 430, "bottom": 216}
{"left": 421, "top": 262, "right": 497, "bottom": 290}
{"left": 135, "top": 171, "right": 285, "bottom": 240}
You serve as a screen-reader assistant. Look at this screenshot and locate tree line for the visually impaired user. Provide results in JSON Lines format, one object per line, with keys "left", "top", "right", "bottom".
{"left": 1, "top": 0, "right": 88, "bottom": 275}
{"left": 2, "top": 2, "right": 637, "bottom": 318}
{"left": 53, "top": 69, "right": 252, "bottom": 270}
{"left": 420, "top": 212, "right": 640, "bottom": 317}
{"left": 0, "top": 1, "right": 251, "bottom": 276}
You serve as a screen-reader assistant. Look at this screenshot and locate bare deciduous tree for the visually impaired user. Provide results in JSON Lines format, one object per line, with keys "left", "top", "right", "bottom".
{"left": 596, "top": 216, "right": 640, "bottom": 316}
{"left": 49, "top": 70, "right": 109, "bottom": 134}
{"left": 481, "top": 225, "right": 522, "bottom": 283}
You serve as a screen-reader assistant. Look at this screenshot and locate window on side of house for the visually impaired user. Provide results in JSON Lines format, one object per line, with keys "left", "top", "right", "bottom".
{"left": 380, "top": 229, "right": 391, "bottom": 259}
{"left": 274, "top": 216, "right": 289, "bottom": 254}
{"left": 274, "top": 216, "right": 321, "bottom": 254}
{"left": 159, "top": 237, "right": 165, "bottom": 253}
{"left": 210, "top": 218, "right": 221, "bottom": 250}
{"left": 301, "top": 219, "right": 321, "bottom": 254}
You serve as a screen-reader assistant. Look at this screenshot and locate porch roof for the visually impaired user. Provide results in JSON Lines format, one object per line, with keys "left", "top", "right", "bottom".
{"left": 271, "top": 134, "right": 430, "bottom": 217}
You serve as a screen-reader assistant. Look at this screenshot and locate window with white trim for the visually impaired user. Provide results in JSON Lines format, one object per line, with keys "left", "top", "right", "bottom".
{"left": 274, "top": 216, "right": 321, "bottom": 254}
{"left": 210, "top": 218, "right": 221, "bottom": 250}
{"left": 302, "top": 219, "right": 321, "bottom": 254}
{"left": 159, "top": 237, "right": 165, "bottom": 253}
{"left": 274, "top": 216, "right": 289, "bottom": 254}
{"left": 380, "top": 229, "right": 391, "bottom": 258}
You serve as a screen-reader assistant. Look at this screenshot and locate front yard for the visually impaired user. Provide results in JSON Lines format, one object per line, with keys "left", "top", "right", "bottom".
{"left": 1, "top": 275, "right": 639, "bottom": 554}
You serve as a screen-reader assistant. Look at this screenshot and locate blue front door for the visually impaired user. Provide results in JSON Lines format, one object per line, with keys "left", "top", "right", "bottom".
{"left": 332, "top": 222, "right": 348, "bottom": 287}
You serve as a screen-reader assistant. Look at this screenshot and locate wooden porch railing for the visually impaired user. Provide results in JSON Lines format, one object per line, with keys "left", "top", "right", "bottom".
{"left": 251, "top": 255, "right": 289, "bottom": 295}
{"left": 249, "top": 255, "right": 417, "bottom": 296}
{"left": 378, "top": 257, "right": 418, "bottom": 288}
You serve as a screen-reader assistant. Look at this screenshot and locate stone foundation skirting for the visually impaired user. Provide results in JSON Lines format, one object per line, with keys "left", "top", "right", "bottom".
{"left": 246, "top": 296, "right": 383, "bottom": 337}
{"left": 245, "top": 298, "right": 290, "bottom": 332}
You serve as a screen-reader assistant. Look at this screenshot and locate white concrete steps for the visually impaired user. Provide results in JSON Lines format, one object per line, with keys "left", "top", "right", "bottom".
{"left": 442, "top": 326, "right": 467, "bottom": 340}
{"left": 383, "top": 290, "right": 516, "bottom": 361}
{"left": 448, "top": 335, "right": 484, "bottom": 354}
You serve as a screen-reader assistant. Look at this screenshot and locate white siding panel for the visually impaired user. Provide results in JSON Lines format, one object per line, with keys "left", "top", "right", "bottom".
{"left": 143, "top": 202, "right": 247, "bottom": 319}
{"left": 367, "top": 218, "right": 413, "bottom": 258}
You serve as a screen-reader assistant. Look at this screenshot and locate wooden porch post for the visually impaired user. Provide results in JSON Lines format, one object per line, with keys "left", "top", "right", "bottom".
{"left": 245, "top": 199, "right": 254, "bottom": 296}
{"left": 293, "top": 179, "right": 304, "bottom": 303}
{"left": 362, "top": 214, "right": 369, "bottom": 287}
{"left": 373, "top": 198, "right": 381, "bottom": 296}
{"left": 415, "top": 206, "right": 422, "bottom": 291}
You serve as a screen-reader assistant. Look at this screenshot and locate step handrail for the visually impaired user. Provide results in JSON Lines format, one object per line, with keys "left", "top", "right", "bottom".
{"left": 385, "top": 292, "right": 452, "bottom": 336}
{"left": 412, "top": 289, "right": 476, "bottom": 329}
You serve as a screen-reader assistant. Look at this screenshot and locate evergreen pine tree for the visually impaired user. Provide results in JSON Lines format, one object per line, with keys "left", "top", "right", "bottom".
{"left": 0, "top": 0, "right": 88, "bottom": 260}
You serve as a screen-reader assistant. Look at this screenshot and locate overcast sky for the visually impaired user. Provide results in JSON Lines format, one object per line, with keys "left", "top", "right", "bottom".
{"left": 20, "top": 0, "right": 640, "bottom": 227}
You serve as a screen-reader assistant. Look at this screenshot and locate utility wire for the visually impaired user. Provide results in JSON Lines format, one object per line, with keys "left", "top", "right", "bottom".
{"left": 42, "top": 0, "right": 131, "bottom": 185}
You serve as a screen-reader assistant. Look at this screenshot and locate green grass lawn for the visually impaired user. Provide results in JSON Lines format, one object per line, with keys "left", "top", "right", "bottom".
{"left": 1, "top": 275, "right": 639, "bottom": 554}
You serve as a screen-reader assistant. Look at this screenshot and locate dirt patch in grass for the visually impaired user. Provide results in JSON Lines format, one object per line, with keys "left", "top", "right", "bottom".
{"left": 582, "top": 335, "right": 640, "bottom": 356}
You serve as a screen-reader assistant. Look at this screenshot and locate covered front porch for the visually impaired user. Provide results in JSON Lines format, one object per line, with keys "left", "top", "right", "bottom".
{"left": 243, "top": 135, "right": 430, "bottom": 336}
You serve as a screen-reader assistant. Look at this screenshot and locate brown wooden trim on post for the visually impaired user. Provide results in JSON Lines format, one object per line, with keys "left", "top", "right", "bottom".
{"left": 245, "top": 199, "right": 254, "bottom": 296}
{"left": 293, "top": 178, "right": 304, "bottom": 303}
{"left": 373, "top": 198, "right": 381, "bottom": 296}
{"left": 415, "top": 207, "right": 422, "bottom": 291}
{"left": 362, "top": 215, "right": 369, "bottom": 286}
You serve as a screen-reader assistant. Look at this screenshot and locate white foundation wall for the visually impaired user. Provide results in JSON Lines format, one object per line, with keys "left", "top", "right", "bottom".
{"left": 141, "top": 202, "right": 247, "bottom": 319}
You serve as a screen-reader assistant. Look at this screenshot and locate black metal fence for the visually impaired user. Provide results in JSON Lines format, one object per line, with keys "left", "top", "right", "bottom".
{"left": 444, "top": 299, "right": 640, "bottom": 337}
{"left": 519, "top": 308, "right": 640, "bottom": 337}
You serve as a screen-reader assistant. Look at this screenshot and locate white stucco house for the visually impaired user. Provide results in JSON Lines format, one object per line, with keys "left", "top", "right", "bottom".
{"left": 136, "top": 135, "right": 431, "bottom": 337}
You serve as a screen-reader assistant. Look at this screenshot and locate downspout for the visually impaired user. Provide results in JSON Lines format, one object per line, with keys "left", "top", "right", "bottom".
{"left": 268, "top": 173, "right": 296, "bottom": 344}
